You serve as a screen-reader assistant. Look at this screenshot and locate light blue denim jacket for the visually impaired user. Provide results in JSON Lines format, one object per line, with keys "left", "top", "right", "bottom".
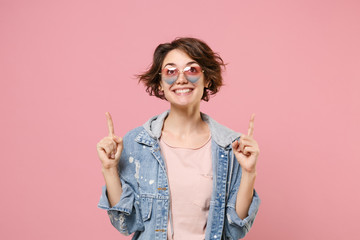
{"left": 98, "top": 110, "right": 260, "bottom": 240}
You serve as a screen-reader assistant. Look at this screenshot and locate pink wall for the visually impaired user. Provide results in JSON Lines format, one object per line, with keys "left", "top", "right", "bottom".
{"left": 1, "top": 0, "right": 359, "bottom": 239}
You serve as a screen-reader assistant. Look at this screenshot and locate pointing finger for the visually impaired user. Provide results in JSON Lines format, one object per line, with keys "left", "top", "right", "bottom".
{"left": 247, "top": 113, "right": 255, "bottom": 137}
{"left": 106, "top": 112, "right": 115, "bottom": 137}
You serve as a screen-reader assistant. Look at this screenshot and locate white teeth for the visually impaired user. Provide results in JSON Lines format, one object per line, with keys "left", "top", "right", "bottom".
{"left": 175, "top": 89, "right": 191, "bottom": 93}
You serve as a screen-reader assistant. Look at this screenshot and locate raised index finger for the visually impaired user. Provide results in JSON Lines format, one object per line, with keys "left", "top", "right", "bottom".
{"left": 105, "top": 112, "right": 114, "bottom": 137}
{"left": 247, "top": 113, "right": 255, "bottom": 137}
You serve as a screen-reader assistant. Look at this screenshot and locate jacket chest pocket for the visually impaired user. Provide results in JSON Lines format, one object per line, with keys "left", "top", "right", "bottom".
{"left": 140, "top": 196, "right": 153, "bottom": 221}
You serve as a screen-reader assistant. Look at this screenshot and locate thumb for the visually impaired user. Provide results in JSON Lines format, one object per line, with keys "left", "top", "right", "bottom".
{"left": 232, "top": 140, "right": 240, "bottom": 152}
{"left": 114, "top": 139, "right": 123, "bottom": 160}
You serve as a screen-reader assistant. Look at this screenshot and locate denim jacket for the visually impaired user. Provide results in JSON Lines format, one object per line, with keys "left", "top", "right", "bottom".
{"left": 98, "top": 110, "right": 260, "bottom": 240}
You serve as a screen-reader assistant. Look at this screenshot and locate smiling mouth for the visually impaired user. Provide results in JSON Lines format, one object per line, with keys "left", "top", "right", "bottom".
{"left": 174, "top": 88, "right": 193, "bottom": 94}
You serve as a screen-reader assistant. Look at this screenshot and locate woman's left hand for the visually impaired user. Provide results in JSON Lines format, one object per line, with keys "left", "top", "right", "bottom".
{"left": 232, "top": 114, "right": 260, "bottom": 174}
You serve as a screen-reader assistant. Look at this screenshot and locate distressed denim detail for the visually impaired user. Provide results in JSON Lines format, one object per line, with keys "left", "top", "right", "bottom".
{"left": 98, "top": 110, "right": 261, "bottom": 239}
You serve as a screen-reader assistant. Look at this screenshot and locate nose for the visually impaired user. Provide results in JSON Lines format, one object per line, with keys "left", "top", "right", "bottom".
{"left": 175, "top": 71, "right": 188, "bottom": 84}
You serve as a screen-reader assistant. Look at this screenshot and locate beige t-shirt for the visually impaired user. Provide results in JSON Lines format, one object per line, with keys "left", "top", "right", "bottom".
{"left": 159, "top": 136, "right": 213, "bottom": 240}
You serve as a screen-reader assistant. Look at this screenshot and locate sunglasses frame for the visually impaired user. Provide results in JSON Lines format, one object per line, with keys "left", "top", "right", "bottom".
{"left": 159, "top": 65, "right": 205, "bottom": 84}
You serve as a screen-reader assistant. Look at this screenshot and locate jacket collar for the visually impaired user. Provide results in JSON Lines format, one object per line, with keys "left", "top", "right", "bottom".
{"left": 136, "top": 110, "right": 240, "bottom": 148}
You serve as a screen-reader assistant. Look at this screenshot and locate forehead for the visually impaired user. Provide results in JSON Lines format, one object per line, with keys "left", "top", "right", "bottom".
{"left": 162, "top": 49, "right": 197, "bottom": 67}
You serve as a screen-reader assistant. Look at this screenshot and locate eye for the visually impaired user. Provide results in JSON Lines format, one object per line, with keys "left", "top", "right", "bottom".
{"left": 184, "top": 66, "right": 201, "bottom": 75}
{"left": 167, "top": 69, "right": 175, "bottom": 75}
{"left": 189, "top": 66, "right": 198, "bottom": 73}
{"left": 164, "top": 67, "right": 178, "bottom": 76}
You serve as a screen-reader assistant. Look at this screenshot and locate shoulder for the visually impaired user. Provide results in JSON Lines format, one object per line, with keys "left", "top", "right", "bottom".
{"left": 201, "top": 112, "right": 241, "bottom": 148}
{"left": 123, "top": 126, "right": 145, "bottom": 140}
{"left": 122, "top": 126, "right": 151, "bottom": 149}
{"left": 122, "top": 110, "right": 167, "bottom": 148}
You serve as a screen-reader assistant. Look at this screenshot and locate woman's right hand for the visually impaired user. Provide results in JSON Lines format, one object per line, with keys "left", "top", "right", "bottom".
{"left": 96, "top": 112, "right": 123, "bottom": 170}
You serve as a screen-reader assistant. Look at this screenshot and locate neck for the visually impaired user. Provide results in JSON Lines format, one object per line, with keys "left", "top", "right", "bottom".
{"left": 163, "top": 104, "right": 204, "bottom": 136}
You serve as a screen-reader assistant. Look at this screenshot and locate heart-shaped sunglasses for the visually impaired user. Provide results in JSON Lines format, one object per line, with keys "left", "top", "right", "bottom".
{"left": 159, "top": 65, "right": 204, "bottom": 85}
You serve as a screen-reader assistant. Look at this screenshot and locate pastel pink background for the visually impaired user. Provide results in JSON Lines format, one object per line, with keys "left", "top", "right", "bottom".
{"left": 1, "top": 0, "right": 359, "bottom": 239}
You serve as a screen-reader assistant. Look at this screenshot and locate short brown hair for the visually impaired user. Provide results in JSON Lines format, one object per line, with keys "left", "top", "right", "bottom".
{"left": 137, "top": 37, "right": 226, "bottom": 102}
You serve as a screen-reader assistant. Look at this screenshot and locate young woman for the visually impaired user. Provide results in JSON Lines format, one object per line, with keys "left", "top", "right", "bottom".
{"left": 97, "top": 37, "right": 261, "bottom": 240}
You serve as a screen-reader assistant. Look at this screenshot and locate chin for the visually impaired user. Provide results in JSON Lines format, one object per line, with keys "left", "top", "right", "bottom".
{"left": 170, "top": 99, "right": 202, "bottom": 108}
{"left": 165, "top": 92, "right": 203, "bottom": 108}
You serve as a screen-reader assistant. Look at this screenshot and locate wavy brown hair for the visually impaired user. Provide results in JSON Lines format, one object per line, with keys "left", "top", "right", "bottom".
{"left": 137, "top": 37, "right": 226, "bottom": 102}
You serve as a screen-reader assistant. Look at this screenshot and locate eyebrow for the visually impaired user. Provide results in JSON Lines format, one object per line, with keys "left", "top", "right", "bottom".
{"left": 163, "top": 61, "right": 198, "bottom": 68}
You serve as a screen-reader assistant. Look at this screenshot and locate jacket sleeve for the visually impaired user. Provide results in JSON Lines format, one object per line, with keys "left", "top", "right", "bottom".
{"left": 224, "top": 154, "right": 261, "bottom": 239}
{"left": 97, "top": 134, "right": 144, "bottom": 235}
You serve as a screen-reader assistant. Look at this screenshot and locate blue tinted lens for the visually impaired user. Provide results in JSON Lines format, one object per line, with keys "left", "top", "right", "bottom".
{"left": 161, "top": 67, "right": 179, "bottom": 85}
{"left": 184, "top": 66, "right": 202, "bottom": 83}
{"left": 185, "top": 75, "right": 201, "bottom": 83}
{"left": 163, "top": 76, "right": 178, "bottom": 85}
